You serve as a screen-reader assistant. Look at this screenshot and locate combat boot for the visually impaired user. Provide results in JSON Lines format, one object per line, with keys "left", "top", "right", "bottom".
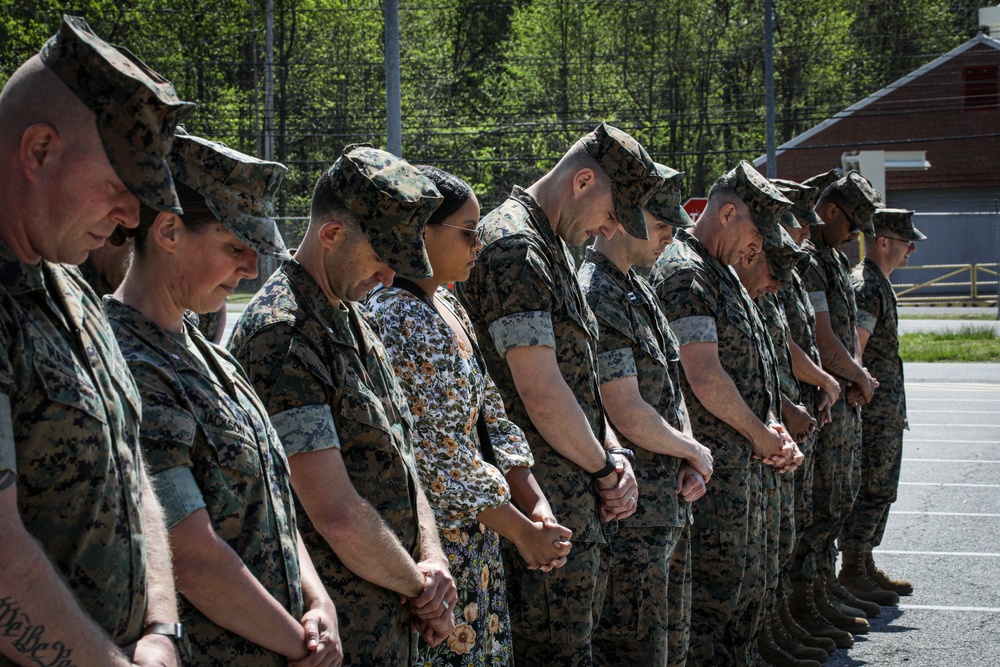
{"left": 758, "top": 615, "right": 822, "bottom": 667}
{"left": 838, "top": 550, "right": 900, "bottom": 605}
{"left": 814, "top": 573, "right": 869, "bottom": 635}
{"left": 780, "top": 598, "right": 837, "bottom": 655}
{"left": 865, "top": 550, "right": 913, "bottom": 596}
{"left": 788, "top": 579, "right": 854, "bottom": 649}
{"left": 771, "top": 609, "right": 830, "bottom": 663}
{"left": 826, "top": 573, "right": 882, "bottom": 618}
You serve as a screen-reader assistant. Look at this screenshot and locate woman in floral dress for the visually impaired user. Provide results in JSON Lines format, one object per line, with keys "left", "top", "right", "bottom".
{"left": 367, "top": 166, "right": 572, "bottom": 666}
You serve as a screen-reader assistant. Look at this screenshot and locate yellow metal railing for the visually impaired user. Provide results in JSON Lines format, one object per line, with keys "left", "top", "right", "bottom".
{"left": 892, "top": 263, "right": 999, "bottom": 305}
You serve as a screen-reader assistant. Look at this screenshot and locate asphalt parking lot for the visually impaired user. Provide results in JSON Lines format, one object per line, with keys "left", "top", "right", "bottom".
{"left": 829, "top": 362, "right": 1000, "bottom": 666}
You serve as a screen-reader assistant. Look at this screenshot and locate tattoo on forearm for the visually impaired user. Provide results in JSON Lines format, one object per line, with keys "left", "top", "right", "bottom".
{"left": 0, "top": 597, "right": 77, "bottom": 667}
{"left": 823, "top": 352, "right": 863, "bottom": 383}
{"left": 0, "top": 471, "right": 14, "bottom": 493}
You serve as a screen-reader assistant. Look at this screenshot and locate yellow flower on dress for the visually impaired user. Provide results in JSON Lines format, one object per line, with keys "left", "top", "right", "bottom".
{"left": 457, "top": 377, "right": 467, "bottom": 388}
{"left": 431, "top": 480, "right": 446, "bottom": 495}
{"left": 460, "top": 531, "right": 470, "bottom": 546}
{"left": 445, "top": 389, "right": 457, "bottom": 401}
{"left": 447, "top": 623, "right": 476, "bottom": 655}
{"left": 464, "top": 602, "right": 479, "bottom": 622}
{"left": 449, "top": 468, "right": 462, "bottom": 481}
{"left": 443, "top": 437, "right": 458, "bottom": 453}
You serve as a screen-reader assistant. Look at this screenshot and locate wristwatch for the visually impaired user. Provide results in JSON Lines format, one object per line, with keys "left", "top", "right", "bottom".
{"left": 143, "top": 622, "right": 192, "bottom": 662}
{"left": 609, "top": 447, "right": 636, "bottom": 468}
{"left": 589, "top": 450, "right": 618, "bottom": 480}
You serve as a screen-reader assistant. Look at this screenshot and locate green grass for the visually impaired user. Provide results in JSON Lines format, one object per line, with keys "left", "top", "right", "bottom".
{"left": 900, "top": 326, "right": 1000, "bottom": 362}
{"left": 898, "top": 313, "right": 997, "bottom": 320}
{"left": 227, "top": 292, "right": 256, "bottom": 304}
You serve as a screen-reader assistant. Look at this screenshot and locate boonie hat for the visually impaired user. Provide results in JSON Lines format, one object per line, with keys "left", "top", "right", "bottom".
{"left": 40, "top": 15, "right": 194, "bottom": 213}
{"left": 801, "top": 169, "right": 840, "bottom": 197}
{"left": 835, "top": 171, "right": 881, "bottom": 235}
{"left": 580, "top": 122, "right": 663, "bottom": 240}
{"left": 763, "top": 225, "right": 808, "bottom": 286}
{"left": 724, "top": 161, "right": 791, "bottom": 248}
{"left": 644, "top": 163, "right": 694, "bottom": 228}
{"left": 328, "top": 144, "right": 442, "bottom": 279}
{"left": 169, "top": 129, "right": 290, "bottom": 259}
{"left": 873, "top": 208, "right": 926, "bottom": 242}
{"left": 770, "top": 178, "right": 822, "bottom": 228}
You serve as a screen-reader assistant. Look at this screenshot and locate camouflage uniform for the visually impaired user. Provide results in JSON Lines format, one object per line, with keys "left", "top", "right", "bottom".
{"left": 0, "top": 249, "right": 148, "bottom": 663}
{"left": 840, "top": 257, "right": 907, "bottom": 552}
{"left": 0, "top": 16, "right": 191, "bottom": 666}
{"left": 650, "top": 228, "right": 781, "bottom": 667}
{"left": 107, "top": 299, "right": 302, "bottom": 666}
{"left": 456, "top": 187, "right": 611, "bottom": 665}
{"left": 76, "top": 258, "right": 116, "bottom": 297}
{"left": 777, "top": 270, "right": 821, "bottom": 540}
{"left": 229, "top": 260, "right": 422, "bottom": 666}
{"left": 579, "top": 247, "right": 689, "bottom": 666}
{"left": 794, "top": 233, "right": 863, "bottom": 580}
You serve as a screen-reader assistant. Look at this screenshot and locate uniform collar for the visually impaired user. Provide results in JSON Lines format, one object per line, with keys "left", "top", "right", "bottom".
{"left": 105, "top": 296, "right": 214, "bottom": 376}
{"left": 0, "top": 236, "right": 44, "bottom": 295}
{"left": 509, "top": 186, "right": 559, "bottom": 248}
{"left": 282, "top": 259, "right": 358, "bottom": 350}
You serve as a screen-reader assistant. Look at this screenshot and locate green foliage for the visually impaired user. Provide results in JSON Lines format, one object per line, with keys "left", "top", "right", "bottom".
{"left": 900, "top": 326, "right": 1000, "bottom": 362}
{"left": 0, "top": 0, "right": 977, "bottom": 220}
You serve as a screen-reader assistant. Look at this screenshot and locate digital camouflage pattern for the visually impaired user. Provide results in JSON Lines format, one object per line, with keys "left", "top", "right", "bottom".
{"left": 830, "top": 172, "right": 881, "bottom": 235}
{"left": 40, "top": 15, "right": 194, "bottom": 213}
{"left": 795, "top": 232, "right": 863, "bottom": 579}
{"left": 455, "top": 186, "right": 608, "bottom": 665}
{"left": 580, "top": 246, "right": 690, "bottom": 666}
{"left": 592, "top": 528, "right": 680, "bottom": 667}
{"left": 580, "top": 247, "right": 689, "bottom": 529}
{"left": 763, "top": 226, "right": 808, "bottom": 287}
{"left": 0, "top": 244, "right": 148, "bottom": 660}
{"left": 580, "top": 122, "right": 663, "bottom": 240}
{"left": 724, "top": 161, "right": 792, "bottom": 248}
{"left": 107, "top": 298, "right": 302, "bottom": 666}
{"left": 645, "top": 163, "right": 694, "bottom": 228}
{"left": 800, "top": 169, "right": 839, "bottom": 196}
{"left": 667, "top": 524, "right": 693, "bottom": 667}
{"left": 327, "top": 144, "right": 442, "bottom": 279}
{"left": 872, "top": 207, "right": 926, "bottom": 242}
{"left": 841, "top": 256, "right": 909, "bottom": 552}
{"left": 169, "top": 128, "right": 290, "bottom": 259}
{"left": 229, "top": 260, "right": 421, "bottom": 666}
{"left": 770, "top": 178, "right": 822, "bottom": 227}
{"left": 757, "top": 293, "right": 799, "bottom": 404}
{"left": 650, "top": 229, "right": 780, "bottom": 667}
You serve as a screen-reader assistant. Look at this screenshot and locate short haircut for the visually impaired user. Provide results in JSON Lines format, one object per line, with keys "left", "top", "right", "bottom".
{"left": 414, "top": 165, "right": 473, "bottom": 226}
{"left": 555, "top": 141, "right": 612, "bottom": 192}
{"left": 132, "top": 181, "right": 216, "bottom": 254}
{"left": 310, "top": 168, "right": 354, "bottom": 225}
{"left": 816, "top": 182, "right": 850, "bottom": 212}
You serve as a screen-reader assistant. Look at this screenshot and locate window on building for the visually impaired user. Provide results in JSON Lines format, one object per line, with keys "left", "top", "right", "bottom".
{"left": 964, "top": 64, "right": 999, "bottom": 110}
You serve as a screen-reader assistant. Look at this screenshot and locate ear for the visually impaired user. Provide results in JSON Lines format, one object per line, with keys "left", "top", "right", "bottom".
{"left": 317, "top": 218, "right": 347, "bottom": 250}
{"left": 19, "top": 123, "right": 59, "bottom": 183}
{"left": 571, "top": 168, "right": 596, "bottom": 198}
{"left": 151, "top": 212, "right": 182, "bottom": 254}
{"left": 718, "top": 202, "right": 738, "bottom": 227}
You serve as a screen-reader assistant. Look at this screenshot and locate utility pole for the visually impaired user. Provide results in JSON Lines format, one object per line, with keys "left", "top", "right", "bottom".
{"left": 764, "top": 0, "right": 776, "bottom": 177}
{"left": 384, "top": 0, "right": 402, "bottom": 157}
{"left": 264, "top": 0, "right": 275, "bottom": 162}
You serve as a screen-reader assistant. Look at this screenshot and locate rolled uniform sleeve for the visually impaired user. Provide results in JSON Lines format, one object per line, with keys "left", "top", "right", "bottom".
{"left": 489, "top": 310, "right": 556, "bottom": 356}
{"left": 809, "top": 291, "right": 829, "bottom": 314}
{"left": 597, "top": 346, "right": 638, "bottom": 383}
{"left": 856, "top": 309, "right": 877, "bottom": 334}
{"left": 670, "top": 316, "right": 719, "bottom": 346}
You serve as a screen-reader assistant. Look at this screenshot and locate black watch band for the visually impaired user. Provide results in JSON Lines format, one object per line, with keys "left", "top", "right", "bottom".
{"left": 609, "top": 447, "right": 635, "bottom": 468}
{"left": 589, "top": 450, "right": 618, "bottom": 480}
{"left": 144, "top": 622, "right": 192, "bottom": 662}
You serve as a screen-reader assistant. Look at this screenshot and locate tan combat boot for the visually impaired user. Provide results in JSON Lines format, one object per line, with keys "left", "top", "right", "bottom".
{"left": 814, "top": 573, "right": 869, "bottom": 634}
{"left": 865, "top": 550, "right": 913, "bottom": 596}
{"left": 838, "top": 550, "right": 900, "bottom": 605}
{"left": 758, "top": 613, "right": 822, "bottom": 667}
{"left": 788, "top": 579, "right": 854, "bottom": 649}
{"left": 826, "top": 572, "right": 882, "bottom": 618}
{"left": 770, "top": 609, "right": 830, "bottom": 663}
{"left": 780, "top": 598, "right": 836, "bottom": 655}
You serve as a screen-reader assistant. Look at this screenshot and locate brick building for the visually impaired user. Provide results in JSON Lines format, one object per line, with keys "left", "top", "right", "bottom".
{"left": 755, "top": 34, "right": 1000, "bottom": 298}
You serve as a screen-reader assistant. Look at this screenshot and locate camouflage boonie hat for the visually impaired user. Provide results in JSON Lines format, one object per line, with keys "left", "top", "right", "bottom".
{"left": 801, "top": 169, "right": 840, "bottom": 197}
{"left": 580, "top": 122, "right": 663, "bottom": 240}
{"left": 835, "top": 171, "right": 881, "bottom": 235}
{"left": 770, "top": 178, "right": 822, "bottom": 228}
{"left": 873, "top": 208, "right": 926, "bottom": 242}
{"left": 763, "top": 225, "right": 808, "bottom": 286}
{"left": 724, "top": 160, "right": 791, "bottom": 248}
{"left": 328, "top": 144, "right": 442, "bottom": 279}
{"left": 40, "top": 16, "right": 194, "bottom": 213}
{"left": 169, "top": 129, "right": 290, "bottom": 259}
{"left": 644, "top": 163, "right": 694, "bottom": 228}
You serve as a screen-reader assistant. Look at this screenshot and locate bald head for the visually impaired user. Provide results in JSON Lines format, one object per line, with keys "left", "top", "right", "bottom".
{"left": 0, "top": 55, "right": 97, "bottom": 152}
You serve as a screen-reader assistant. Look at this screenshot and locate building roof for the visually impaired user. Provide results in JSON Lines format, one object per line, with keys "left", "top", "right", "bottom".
{"left": 754, "top": 33, "right": 1000, "bottom": 168}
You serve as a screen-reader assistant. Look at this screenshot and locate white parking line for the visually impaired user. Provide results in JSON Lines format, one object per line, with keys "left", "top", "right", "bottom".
{"left": 899, "top": 482, "right": 1000, "bottom": 488}
{"left": 891, "top": 511, "right": 1000, "bottom": 518}
{"left": 903, "top": 458, "right": 1000, "bottom": 463}
{"left": 908, "top": 423, "right": 1000, "bottom": 428}
{"left": 899, "top": 604, "right": 1000, "bottom": 614}
{"left": 904, "top": 439, "right": 995, "bottom": 444}
{"left": 876, "top": 550, "right": 1000, "bottom": 557}
{"left": 909, "top": 410, "right": 999, "bottom": 415}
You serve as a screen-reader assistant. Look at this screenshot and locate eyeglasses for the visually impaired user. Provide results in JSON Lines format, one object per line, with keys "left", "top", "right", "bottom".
{"left": 835, "top": 203, "right": 859, "bottom": 231}
{"left": 437, "top": 222, "right": 481, "bottom": 244}
{"left": 878, "top": 235, "right": 913, "bottom": 244}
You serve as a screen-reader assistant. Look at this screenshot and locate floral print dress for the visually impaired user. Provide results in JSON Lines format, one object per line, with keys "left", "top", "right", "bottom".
{"left": 367, "top": 286, "right": 534, "bottom": 667}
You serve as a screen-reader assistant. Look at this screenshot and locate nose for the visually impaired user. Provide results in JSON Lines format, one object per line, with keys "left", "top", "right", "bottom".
{"left": 472, "top": 234, "right": 484, "bottom": 253}
{"left": 240, "top": 250, "right": 259, "bottom": 280}
{"left": 110, "top": 191, "right": 141, "bottom": 229}
{"left": 375, "top": 265, "right": 396, "bottom": 287}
